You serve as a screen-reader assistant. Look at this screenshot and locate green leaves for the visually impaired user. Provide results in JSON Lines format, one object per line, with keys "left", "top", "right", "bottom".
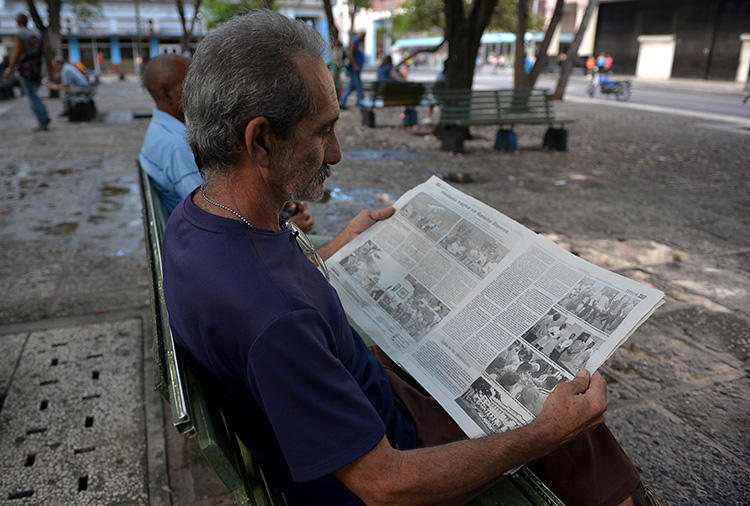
{"left": 202, "top": 0, "right": 277, "bottom": 30}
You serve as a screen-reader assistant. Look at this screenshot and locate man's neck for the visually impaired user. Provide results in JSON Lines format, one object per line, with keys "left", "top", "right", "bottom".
{"left": 156, "top": 105, "right": 184, "bottom": 124}
{"left": 195, "top": 168, "right": 286, "bottom": 232}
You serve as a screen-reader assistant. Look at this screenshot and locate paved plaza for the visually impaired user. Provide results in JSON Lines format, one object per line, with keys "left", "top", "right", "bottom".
{"left": 0, "top": 76, "right": 748, "bottom": 504}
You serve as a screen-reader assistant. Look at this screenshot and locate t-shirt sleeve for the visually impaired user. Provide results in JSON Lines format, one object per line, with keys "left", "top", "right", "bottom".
{"left": 168, "top": 145, "right": 203, "bottom": 200}
{"left": 246, "top": 309, "right": 385, "bottom": 483}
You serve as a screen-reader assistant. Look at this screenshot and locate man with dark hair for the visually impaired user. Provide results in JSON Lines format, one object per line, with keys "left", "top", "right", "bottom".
{"left": 3, "top": 13, "right": 50, "bottom": 130}
{"left": 338, "top": 31, "right": 365, "bottom": 110}
{"left": 139, "top": 54, "right": 203, "bottom": 213}
{"left": 164, "top": 10, "right": 656, "bottom": 506}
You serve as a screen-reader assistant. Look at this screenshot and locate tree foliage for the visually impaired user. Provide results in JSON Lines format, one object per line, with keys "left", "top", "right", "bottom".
{"left": 202, "top": 0, "right": 276, "bottom": 30}
{"left": 393, "top": 0, "right": 523, "bottom": 38}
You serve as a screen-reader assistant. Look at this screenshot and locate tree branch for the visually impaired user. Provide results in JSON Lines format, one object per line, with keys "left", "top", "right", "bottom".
{"left": 395, "top": 39, "right": 446, "bottom": 67}
{"left": 528, "top": 0, "right": 564, "bottom": 88}
{"left": 25, "top": 0, "right": 48, "bottom": 32}
{"left": 187, "top": 0, "right": 202, "bottom": 37}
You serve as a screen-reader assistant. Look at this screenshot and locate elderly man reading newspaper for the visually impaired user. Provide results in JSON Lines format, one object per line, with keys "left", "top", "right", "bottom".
{"left": 163, "top": 10, "right": 662, "bottom": 506}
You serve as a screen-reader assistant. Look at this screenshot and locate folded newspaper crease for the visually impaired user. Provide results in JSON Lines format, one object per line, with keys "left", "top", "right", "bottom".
{"left": 327, "top": 176, "right": 664, "bottom": 439}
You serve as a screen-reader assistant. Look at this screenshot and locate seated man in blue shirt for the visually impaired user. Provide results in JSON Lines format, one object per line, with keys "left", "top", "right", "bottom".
{"left": 139, "top": 54, "right": 205, "bottom": 213}
{"left": 139, "top": 54, "right": 314, "bottom": 231}
{"left": 163, "top": 11, "right": 655, "bottom": 506}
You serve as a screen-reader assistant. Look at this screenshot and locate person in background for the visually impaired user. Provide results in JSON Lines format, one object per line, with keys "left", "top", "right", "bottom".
{"left": 48, "top": 56, "right": 91, "bottom": 116}
{"left": 338, "top": 31, "right": 365, "bottom": 110}
{"left": 585, "top": 56, "right": 595, "bottom": 76}
{"left": 327, "top": 40, "right": 344, "bottom": 98}
{"left": 3, "top": 13, "right": 50, "bottom": 131}
{"left": 376, "top": 55, "right": 400, "bottom": 82}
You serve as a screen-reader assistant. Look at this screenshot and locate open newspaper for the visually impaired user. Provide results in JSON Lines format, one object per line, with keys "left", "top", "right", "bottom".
{"left": 327, "top": 176, "right": 664, "bottom": 439}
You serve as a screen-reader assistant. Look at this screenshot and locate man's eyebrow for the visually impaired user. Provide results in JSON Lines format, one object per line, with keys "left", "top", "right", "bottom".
{"left": 319, "top": 115, "right": 339, "bottom": 130}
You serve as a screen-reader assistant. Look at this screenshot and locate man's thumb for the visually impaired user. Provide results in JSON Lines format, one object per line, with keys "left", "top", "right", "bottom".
{"left": 370, "top": 207, "right": 395, "bottom": 221}
{"left": 568, "top": 369, "right": 591, "bottom": 394}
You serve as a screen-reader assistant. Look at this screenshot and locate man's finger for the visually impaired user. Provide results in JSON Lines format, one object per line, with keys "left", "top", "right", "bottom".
{"left": 368, "top": 207, "right": 395, "bottom": 221}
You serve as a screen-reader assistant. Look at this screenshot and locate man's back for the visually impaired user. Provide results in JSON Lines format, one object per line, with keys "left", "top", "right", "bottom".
{"left": 61, "top": 63, "right": 89, "bottom": 87}
{"left": 139, "top": 110, "right": 202, "bottom": 212}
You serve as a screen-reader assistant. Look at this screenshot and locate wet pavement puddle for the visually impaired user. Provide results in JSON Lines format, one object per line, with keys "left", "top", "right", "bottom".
{"left": 344, "top": 150, "right": 421, "bottom": 161}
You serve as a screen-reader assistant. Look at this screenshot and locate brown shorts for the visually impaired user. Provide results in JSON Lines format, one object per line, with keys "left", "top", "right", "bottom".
{"left": 371, "top": 346, "right": 640, "bottom": 506}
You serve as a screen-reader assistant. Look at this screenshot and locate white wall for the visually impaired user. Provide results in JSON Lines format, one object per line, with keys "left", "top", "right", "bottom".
{"left": 737, "top": 33, "right": 750, "bottom": 84}
{"left": 636, "top": 35, "right": 675, "bottom": 79}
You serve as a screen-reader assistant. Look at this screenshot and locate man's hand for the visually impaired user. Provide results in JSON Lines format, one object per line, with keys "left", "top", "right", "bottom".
{"left": 3, "top": 69, "right": 11, "bottom": 81}
{"left": 318, "top": 207, "right": 395, "bottom": 260}
{"left": 529, "top": 369, "right": 607, "bottom": 450}
{"left": 288, "top": 201, "right": 314, "bottom": 233}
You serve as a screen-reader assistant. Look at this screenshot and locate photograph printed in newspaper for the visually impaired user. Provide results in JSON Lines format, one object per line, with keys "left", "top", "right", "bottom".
{"left": 327, "top": 176, "right": 665, "bottom": 439}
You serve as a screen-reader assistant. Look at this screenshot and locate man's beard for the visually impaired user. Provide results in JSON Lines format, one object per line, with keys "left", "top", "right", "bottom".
{"left": 291, "top": 164, "right": 330, "bottom": 201}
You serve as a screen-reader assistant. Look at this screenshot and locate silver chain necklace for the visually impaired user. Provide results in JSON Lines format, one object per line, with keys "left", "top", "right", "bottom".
{"left": 200, "top": 187, "right": 255, "bottom": 228}
{"left": 199, "top": 186, "right": 329, "bottom": 280}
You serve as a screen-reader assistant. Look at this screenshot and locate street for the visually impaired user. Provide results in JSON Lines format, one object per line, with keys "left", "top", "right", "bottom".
{"left": 378, "top": 66, "right": 750, "bottom": 122}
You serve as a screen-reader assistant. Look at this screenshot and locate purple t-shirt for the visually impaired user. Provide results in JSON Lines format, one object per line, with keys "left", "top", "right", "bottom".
{"left": 163, "top": 193, "right": 416, "bottom": 504}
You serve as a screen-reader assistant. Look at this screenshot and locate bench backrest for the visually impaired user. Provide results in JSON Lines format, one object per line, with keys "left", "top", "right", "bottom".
{"left": 371, "top": 81, "right": 426, "bottom": 106}
{"left": 438, "top": 88, "right": 554, "bottom": 126}
{"left": 138, "top": 164, "right": 277, "bottom": 505}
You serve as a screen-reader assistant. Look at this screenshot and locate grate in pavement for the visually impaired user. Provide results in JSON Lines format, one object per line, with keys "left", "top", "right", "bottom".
{"left": 0, "top": 319, "right": 148, "bottom": 504}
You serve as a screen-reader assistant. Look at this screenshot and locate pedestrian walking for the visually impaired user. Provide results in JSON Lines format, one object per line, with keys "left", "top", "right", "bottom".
{"left": 339, "top": 31, "right": 365, "bottom": 110}
{"left": 327, "top": 40, "right": 344, "bottom": 98}
{"left": 3, "top": 13, "right": 50, "bottom": 130}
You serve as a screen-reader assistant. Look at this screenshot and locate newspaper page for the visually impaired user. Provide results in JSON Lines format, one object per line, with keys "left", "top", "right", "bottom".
{"left": 327, "top": 176, "right": 664, "bottom": 439}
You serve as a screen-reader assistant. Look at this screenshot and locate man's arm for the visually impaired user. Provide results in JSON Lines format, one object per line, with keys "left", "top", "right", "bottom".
{"left": 335, "top": 370, "right": 607, "bottom": 505}
{"left": 348, "top": 42, "right": 358, "bottom": 72}
{"left": 318, "top": 207, "right": 395, "bottom": 260}
{"left": 3, "top": 35, "right": 23, "bottom": 80}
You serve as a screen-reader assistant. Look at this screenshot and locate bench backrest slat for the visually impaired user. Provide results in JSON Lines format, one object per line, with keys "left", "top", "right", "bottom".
{"left": 437, "top": 88, "right": 555, "bottom": 126}
{"left": 370, "top": 82, "right": 425, "bottom": 106}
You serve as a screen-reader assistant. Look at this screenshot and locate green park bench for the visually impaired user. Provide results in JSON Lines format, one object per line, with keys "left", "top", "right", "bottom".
{"left": 361, "top": 81, "right": 426, "bottom": 127}
{"left": 138, "top": 164, "right": 564, "bottom": 506}
{"left": 437, "top": 88, "right": 572, "bottom": 153}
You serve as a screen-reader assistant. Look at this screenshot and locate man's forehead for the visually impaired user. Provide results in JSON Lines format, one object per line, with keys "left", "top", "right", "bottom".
{"left": 293, "top": 52, "right": 338, "bottom": 121}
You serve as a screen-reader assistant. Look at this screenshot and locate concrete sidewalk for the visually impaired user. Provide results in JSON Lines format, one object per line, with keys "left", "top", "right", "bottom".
{"left": 0, "top": 75, "right": 748, "bottom": 505}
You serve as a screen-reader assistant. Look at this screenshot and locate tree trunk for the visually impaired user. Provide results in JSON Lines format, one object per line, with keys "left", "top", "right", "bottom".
{"left": 443, "top": 0, "right": 497, "bottom": 89}
{"left": 527, "top": 0, "right": 564, "bottom": 89}
{"left": 552, "top": 0, "right": 599, "bottom": 100}
{"left": 440, "top": 0, "right": 498, "bottom": 145}
{"left": 513, "top": 0, "right": 528, "bottom": 89}
{"left": 322, "top": 0, "right": 339, "bottom": 47}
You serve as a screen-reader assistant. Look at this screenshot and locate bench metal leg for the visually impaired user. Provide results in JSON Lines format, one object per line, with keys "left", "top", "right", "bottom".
{"left": 494, "top": 128, "right": 518, "bottom": 152}
{"left": 542, "top": 127, "right": 568, "bottom": 151}
{"left": 361, "top": 109, "right": 376, "bottom": 128}
{"left": 441, "top": 129, "right": 466, "bottom": 153}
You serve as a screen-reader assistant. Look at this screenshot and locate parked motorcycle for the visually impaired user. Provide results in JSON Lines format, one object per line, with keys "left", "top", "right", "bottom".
{"left": 587, "top": 71, "right": 631, "bottom": 101}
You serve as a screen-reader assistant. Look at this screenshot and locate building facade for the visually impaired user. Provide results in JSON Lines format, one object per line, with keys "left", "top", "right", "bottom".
{"left": 594, "top": 0, "right": 750, "bottom": 82}
{"left": 0, "top": 0, "right": 328, "bottom": 72}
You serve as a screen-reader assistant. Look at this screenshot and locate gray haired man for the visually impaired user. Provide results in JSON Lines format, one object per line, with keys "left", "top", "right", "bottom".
{"left": 163, "top": 10, "right": 655, "bottom": 506}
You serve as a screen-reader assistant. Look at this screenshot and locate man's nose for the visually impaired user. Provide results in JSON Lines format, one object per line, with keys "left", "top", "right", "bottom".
{"left": 326, "top": 132, "right": 342, "bottom": 165}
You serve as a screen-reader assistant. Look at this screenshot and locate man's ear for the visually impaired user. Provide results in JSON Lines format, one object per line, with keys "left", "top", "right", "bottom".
{"left": 243, "top": 117, "right": 273, "bottom": 168}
